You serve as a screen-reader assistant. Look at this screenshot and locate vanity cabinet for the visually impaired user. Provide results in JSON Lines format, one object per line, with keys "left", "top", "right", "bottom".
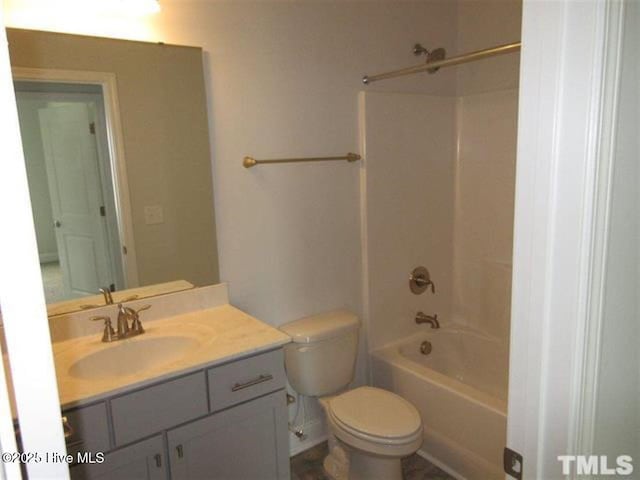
{"left": 70, "top": 435, "right": 167, "bottom": 480}
{"left": 65, "top": 348, "right": 289, "bottom": 480}
{"left": 167, "top": 390, "right": 288, "bottom": 480}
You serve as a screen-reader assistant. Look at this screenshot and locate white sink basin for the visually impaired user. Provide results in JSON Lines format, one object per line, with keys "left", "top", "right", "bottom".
{"left": 68, "top": 336, "right": 201, "bottom": 380}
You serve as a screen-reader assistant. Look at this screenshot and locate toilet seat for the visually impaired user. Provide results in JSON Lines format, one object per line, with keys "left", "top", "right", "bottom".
{"left": 327, "top": 387, "right": 423, "bottom": 456}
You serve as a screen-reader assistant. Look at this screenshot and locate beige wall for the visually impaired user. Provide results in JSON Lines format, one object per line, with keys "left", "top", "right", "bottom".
{"left": 456, "top": 0, "right": 522, "bottom": 96}
{"left": 7, "top": 28, "right": 219, "bottom": 288}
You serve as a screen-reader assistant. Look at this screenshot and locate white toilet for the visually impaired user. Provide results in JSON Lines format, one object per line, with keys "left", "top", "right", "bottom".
{"left": 280, "top": 310, "right": 423, "bottom": 480}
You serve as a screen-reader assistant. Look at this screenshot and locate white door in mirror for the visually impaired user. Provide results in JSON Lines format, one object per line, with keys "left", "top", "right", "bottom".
{"left": 39, "top": 103, "right": 116, "bottom": 298}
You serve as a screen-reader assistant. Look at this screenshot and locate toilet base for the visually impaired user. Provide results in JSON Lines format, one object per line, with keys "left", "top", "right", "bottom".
{"left": 318, "top": 392, "right": 419, "bottom": 480}
{"left": 349, "top": 451, "right": 403, "bottom": 480}
{"left": 323, "top": 429, "right": 404, "bottom": 480}
{"left": 323, "top": 432, "right": 349, "bottom": 480}
{"left": 323, "top": 445, "right": 349, "bottom": 480}
{"left": 323, "top": 443, "right": 404, "bottom": 480}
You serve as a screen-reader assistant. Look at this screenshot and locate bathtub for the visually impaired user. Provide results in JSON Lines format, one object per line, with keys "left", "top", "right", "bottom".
{"left": 371, "top": 327, "right": 509, "bottom": 480}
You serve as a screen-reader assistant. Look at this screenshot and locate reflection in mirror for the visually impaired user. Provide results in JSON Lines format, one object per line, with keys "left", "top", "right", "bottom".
{"left": 7, "top": 28, "right": 220, "bottom": 316}
{"left": 15, "top": 81, "right": 126, "bottom": 302}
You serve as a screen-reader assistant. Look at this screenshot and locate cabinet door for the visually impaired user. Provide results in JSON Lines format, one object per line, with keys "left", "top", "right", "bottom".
{"left": 70, "top": 435, "right": 167, "bottom": 480}
{"left": 168, "top": 390, "right": 289, "bottom": 480}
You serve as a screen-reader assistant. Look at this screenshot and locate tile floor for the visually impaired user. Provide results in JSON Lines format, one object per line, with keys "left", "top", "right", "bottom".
{"left": 40, "top": 261, "right": 65, "bottom": 303}
{"left": 290, "top": 442, "right": 454, "bottom": 480}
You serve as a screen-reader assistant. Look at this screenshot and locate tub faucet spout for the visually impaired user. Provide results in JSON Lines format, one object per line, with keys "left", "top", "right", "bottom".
{"left": 415, "top": 312, "right": 439, "bottom": 329}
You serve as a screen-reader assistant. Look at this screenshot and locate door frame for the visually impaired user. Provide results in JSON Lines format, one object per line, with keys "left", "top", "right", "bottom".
{"left": 507, "top": 0, "right": 623, "bottom": 478}
{"left": 12, "top": 67, "right": 139, "bottom": 289}
{"left": 0, "top": 17, "right": 69, "bottom": 478}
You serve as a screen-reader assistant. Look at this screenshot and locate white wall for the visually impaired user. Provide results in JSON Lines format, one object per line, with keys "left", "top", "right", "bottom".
{"left": 15, "top": 95, "right": 58, "bottom": 263}
{"left": 150, "top": 1, "right": 458, "bottom": 450}
{"left": 150, "top": 1, "right": 458, "bottom": 326}
{"left": 3, "top": 0, "right": 459, "bottom": 452}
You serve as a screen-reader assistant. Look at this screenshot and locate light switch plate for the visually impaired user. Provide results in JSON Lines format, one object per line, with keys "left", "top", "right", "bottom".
{"left": 144, "top": 205, "right": 164, "bottom": 225}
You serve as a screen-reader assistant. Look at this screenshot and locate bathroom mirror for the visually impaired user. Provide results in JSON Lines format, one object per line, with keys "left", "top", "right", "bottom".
{"left": 6, "top": 28, "right": 220, "bottom": 316}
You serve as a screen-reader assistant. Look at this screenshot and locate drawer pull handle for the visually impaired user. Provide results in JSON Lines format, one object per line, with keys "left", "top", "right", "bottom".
{"left": 176, "top": 445, "right": 184, "bottom": 459}
{"left": 154, "top": 454, "right": 162, "bottom": 467}
{"left": 62, "top": 416, "right": 74, "bottom": 439}
{"left": 231, "top": 374, "right": 274, "bottom": 392}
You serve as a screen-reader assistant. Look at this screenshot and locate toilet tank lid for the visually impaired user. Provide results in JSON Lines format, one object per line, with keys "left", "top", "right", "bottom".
{"left": 280, "top": 309, "right": 359, "bottom": 343}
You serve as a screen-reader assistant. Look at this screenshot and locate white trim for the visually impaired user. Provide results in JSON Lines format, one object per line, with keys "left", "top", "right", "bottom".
{"left": 572, "top": 0, "right": 626, "bottom": 458}
{"left": 0, "top": 19, "right": 69, "bottom": 478}
{"left": 415, "top": 449, "right": 464, "bottom": 480}
{"left": 0, "top": 330, "right": 20, "bottom": 480}
{"left": 507, "top": 0, "right": 617, "bottom": 477}
{"left": 11, "top": 67, "right": 139, "bottom": 288}
{"left": 357, "top": 92, "right": 373, "bottom": 387}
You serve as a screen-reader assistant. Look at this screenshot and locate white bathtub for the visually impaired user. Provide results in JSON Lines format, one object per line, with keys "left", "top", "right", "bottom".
{"left": 371, "top": 328, "right": 509, "bottom": 480}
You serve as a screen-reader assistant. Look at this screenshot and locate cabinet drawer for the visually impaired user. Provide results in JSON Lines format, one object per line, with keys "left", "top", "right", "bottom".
{"left": 63, "top": 403, "right": 110, "bottom": 456}
{"left": 111, "top": 372, "right": 207, "bottom": 446}
{"left": 208, "top": 349, "right": 285, "bottom": 412}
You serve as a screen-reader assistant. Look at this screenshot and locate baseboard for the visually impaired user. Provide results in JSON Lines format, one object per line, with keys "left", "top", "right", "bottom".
{"left": 39, "top": 253, "right": 58, "bottom": 264}
{"left": 288, "top": 418, "right": 327, "bottom": 457}
{"left": 416, "top": 449, "right": 466, "bottom": 480}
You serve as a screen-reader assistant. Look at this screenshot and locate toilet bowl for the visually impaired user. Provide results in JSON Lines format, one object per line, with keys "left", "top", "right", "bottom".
{"left": 321, "top": 386, "right": 423, "bottom": 480}
{"left": 280, "top": 310, "right": 423, "bottom": 480}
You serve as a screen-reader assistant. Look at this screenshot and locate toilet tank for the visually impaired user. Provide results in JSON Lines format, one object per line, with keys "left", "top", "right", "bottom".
{"left": 280, "top": 310, "right": 359, "bottom": 397}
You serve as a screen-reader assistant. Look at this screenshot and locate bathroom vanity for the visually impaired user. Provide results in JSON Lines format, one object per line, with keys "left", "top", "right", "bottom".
{"left": 45, "top": 284, "right": 291, "bottom": 480}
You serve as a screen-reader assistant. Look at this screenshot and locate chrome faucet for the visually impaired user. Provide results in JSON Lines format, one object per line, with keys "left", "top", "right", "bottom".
{"left": 91, "top": 304, "right": 151, "bottom": 343}
{"left": 117, "top": 304, "right": 132, "bottom": 338}
{"left": 81, "top": 287, "right": 115, "bottom": 310}
{"left": 117, "top": 303, "right": 151, "bottom": 337}
{"left": 100, "top": 287, "right": 114, "bottom": 305}
{"left": 415, "top": 311, "right": 440, "bottom": 329}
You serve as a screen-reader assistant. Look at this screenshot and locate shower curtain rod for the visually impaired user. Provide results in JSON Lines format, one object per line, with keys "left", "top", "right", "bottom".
{"left": 362, "top": 42, "right": 521, "bottom": 85}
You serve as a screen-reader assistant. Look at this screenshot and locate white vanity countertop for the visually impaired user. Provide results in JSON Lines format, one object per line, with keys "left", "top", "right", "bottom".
{"left": 52, "top": 304, "right": 291, "bottom": 409}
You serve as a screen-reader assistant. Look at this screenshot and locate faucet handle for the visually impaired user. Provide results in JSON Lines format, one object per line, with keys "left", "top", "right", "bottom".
{"left": 135, "top": 304, "right": 151, "bottom": 315}
{"left": 130, "top": 305, "right": 151, "bottom": 334}
{"left": 99, "top": 287, "right": 114, "bottom": 305}
{"left": 91, "top": 316, "right": 115, "bottom": 342}
{"left": 409, "top": 266, "right": 436, "bottom": 294}
{"left": 79, "top": 304, "right": 101, "bottom": 310}
{"left": 119, "top": 294, "right": 139, "bottom": 303}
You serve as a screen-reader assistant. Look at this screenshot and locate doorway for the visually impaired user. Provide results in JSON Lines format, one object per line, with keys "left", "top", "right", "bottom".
{"left": 15, "top": 81, "right": 125, "bottom": 303}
